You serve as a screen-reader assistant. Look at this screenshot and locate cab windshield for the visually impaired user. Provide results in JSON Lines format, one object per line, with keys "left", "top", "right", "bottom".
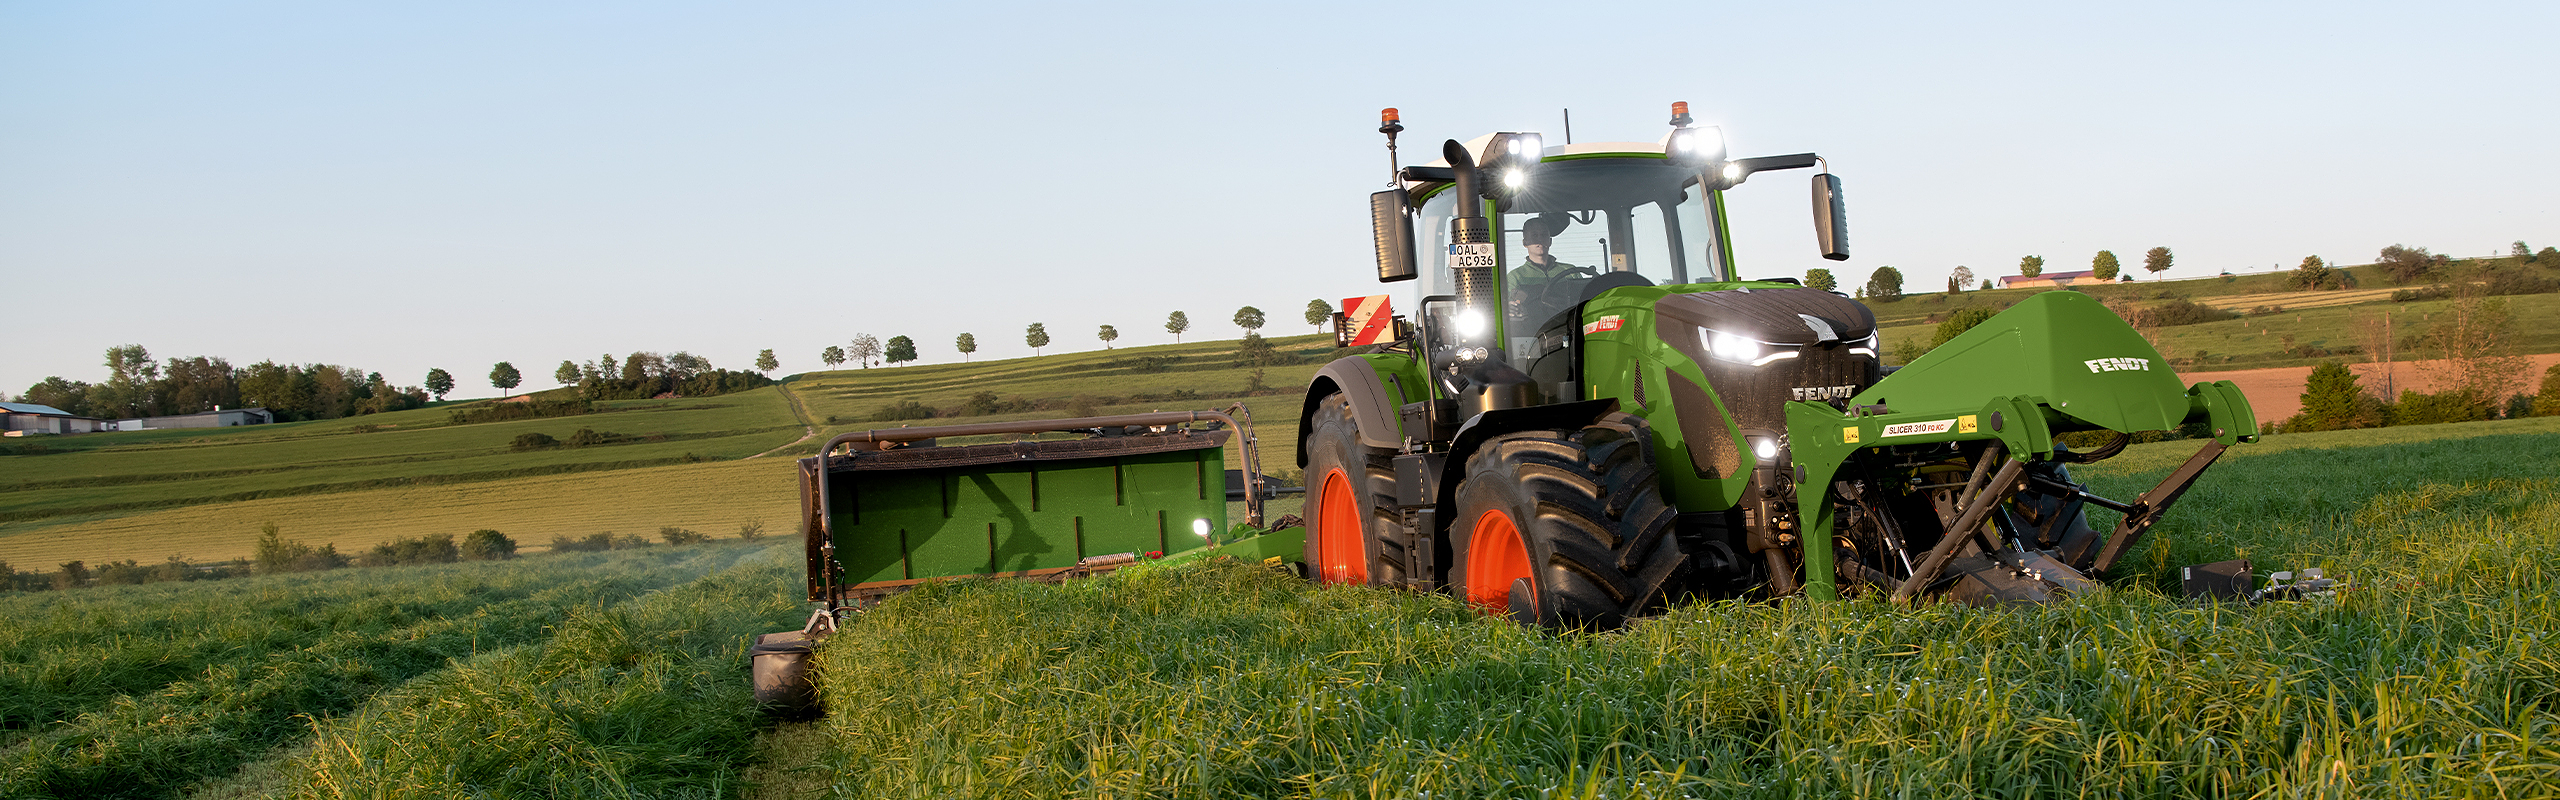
{"left": 1416, "top": 157, "right": 1724, "bottom": 350}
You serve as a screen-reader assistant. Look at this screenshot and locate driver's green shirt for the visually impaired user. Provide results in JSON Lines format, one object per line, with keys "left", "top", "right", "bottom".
{"left": 1510, "top": 256, "right": 1580, "bottom": 287}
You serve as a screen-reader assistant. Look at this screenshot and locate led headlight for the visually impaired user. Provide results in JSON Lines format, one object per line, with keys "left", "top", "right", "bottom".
{"left": 1455, "top": 310, "right": 1489, "bottom": 338}
{"left": 1666, "top": 125, "right": 1726, "bottom": 166}
{"left": 1849, "top": 332, "right": 1879, "bottom": 359}
{"left": 1697, "top": 328, "right": 1800, "bottom": 366}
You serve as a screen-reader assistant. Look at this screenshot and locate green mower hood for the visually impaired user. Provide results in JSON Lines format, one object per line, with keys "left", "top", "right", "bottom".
{"left": 1853, "top": 291, "right": 2192, "bottom": 435}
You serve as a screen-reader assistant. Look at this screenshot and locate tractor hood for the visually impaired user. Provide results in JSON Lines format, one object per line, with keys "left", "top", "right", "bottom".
{"left": 1650, "top": 287, "right": 1878, "bottom": 348}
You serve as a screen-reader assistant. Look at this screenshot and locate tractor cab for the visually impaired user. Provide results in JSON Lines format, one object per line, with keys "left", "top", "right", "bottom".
{"left": 1410, "top": 149, "right": 1727, "bottom": 363}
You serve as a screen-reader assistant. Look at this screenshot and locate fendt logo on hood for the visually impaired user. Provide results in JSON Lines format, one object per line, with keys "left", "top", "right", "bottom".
{"left": 2084, "top": 357, "right": 2153, "bottom": 373}
{"left": 1791, "top": 385, "right": 1859, "bottom": 402}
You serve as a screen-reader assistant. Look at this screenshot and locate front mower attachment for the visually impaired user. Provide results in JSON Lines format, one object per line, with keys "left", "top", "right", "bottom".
{"left": 1782, "top": 291, "right": 2261, "bottom": 603}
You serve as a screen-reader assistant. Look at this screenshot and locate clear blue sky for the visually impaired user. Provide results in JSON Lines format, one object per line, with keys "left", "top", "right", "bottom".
{"left": 6, "top": 1, "right": 2554, "bottom": 398}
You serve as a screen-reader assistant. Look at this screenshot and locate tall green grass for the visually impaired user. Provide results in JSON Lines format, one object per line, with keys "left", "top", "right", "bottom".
{"left": 766, "top": 422, "right": 2560, "bottom": 798}
{"left": 0, "top": 544, "right": 778, "bottom": 799}
{"left": 248, "top": 544, "right": 806, "bottom": 799}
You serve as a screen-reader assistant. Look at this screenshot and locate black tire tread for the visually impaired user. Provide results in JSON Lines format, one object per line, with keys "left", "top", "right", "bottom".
{"left": 1460, "top": 412, "right": 1685, "bottom": 630}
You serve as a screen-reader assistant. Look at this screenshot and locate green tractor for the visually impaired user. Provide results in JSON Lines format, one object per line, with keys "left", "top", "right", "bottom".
{"left": 1297, "top": 103, "right": 2260, "bottom": 628}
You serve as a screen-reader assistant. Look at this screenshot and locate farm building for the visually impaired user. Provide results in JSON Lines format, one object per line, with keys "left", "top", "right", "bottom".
{"left": 1, "top": 402, "right": 108, "bottom": 436}
{"left": 1998, "top": 269, "right": 2120, "bottom": 289}
{"left": 112, "top": 407, "right": 276, "bottom": 431}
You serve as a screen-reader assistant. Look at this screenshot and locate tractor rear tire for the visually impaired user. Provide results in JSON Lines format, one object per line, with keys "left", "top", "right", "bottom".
{"left": 1302, "top": 392, "right": 1406, "bottom": 586}
{"left": 1452, "top": 413, "right": 1682, "bottom": 631}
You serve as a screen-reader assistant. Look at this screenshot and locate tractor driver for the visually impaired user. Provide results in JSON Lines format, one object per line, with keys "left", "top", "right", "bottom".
{"left": 1508, "top": 216, "right": 1595, "bottom": 326}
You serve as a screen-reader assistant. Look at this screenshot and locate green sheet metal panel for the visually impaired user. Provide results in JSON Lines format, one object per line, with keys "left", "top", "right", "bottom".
{"left": 818, "top": 434, "right": 1228, "bottom": 586}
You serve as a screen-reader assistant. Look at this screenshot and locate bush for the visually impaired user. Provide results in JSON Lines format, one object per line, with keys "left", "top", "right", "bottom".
{"left": 450, "top": 398, "right": 593, "bottom": 425}
{"left": 872, "top": 400, "right": 935, "bottom": 422}
{"left": 2389, "top": 388, "right": 2494, "bottom": 426}
{"left": 1233, "top": 332, "right": 1299, "bottom": 368}
{"left": 565, "top": 427, "right": 621, "bottom": 447}
{"left": 510, "top": 432, "right": 561, "bottom": 451}
{"left": 2286, "top": 362, "right": 2385, "bottom": 432}
{"left": 2533, "top": 364, "right": 2560, "bottom": 417}
{"left": 360, "top": 534, "right": 460, "bottom": 568}
{"left": 92, "top": 559, "right": 147, "bottom": 586}
{"left": 736, "top": 521, "right": 767, "bottom": 541}
{"left": 1926, "top": 307, "right": 2000, "bottom": 353}
{"left": 2481, "top": 265, "right": 2560, "bottom": 297}
{"left": 53, "top": 560, "right": 88, "bottom": 590}
{"left": 2392, "top": 286, "right": 2451, "bottom": 303}
{"left": 659, "top": 526, "right": 707, "bottom": 546}
{"left": 462, "top": 529, "right": 517, "bottom": 561}
{"left": 549, "top": 532, "right": 618, "bottom": 553}
{"left": 961, "top": 391, "right": 1039, "bottom": 417}
{"left": 1112, "top": 355, "right": 1178, "bottom": 374}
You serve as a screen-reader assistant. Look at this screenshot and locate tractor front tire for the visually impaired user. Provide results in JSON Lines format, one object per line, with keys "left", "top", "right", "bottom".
{"left": 1302, "top": 392, "right": 1406, "bottom": 586}
{"left": 1452, "top": 413, "right": 1683, "bottom": 631}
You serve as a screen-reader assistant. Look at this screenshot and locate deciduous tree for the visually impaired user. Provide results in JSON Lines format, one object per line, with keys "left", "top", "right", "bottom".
{"left": 820, "top": 345, "right": 846, "bottom": 369}
{"left": 1864, "top": 266, "right": 1904, "bottom": 302}
{"left": 1166, "top": 311, "right": 1190, "bottom": 342}
{"left": 2287, "top": 255, "right": 2343, "bottom": 290}
{"left": 1233, "top": 306, "right": 1265, "bottom": 336}
{"left": 849, "top": 335, "right": 882, "bottom": 369}
{"left": 424, "top": 368, "right": 454, "bottom": 401}
{"left": 554, "top": 360, "right": 579, "bottom": 386}
{"left": 2019, "top": 255, "right": 2044, "bottom": 279}
{"left": 954, "top": 333, "right": 977, "bottom": 361}
{"left": 1947, "top": 265, "right": 1974, "bottom": 294}
{"left": 755, "top": 349, "right": 779, "bottom": 375}
{"left": 2144, "top": 246, "right": 2173, "bottom": 279}
{"left": 2091, "top": 250, "right": 2121, "bottom": 281}
{"left": 1305, "top": 299, "right": 1333, "bottom": 332}
{"left": 1804, "top": 268, "right": 1836, "bottom": 291}
{"left": 1098, "top": 325, "right": 1119, "bottom": 349}
{"left": 2377, "top": 244, "right": 2449, "bottom": 284}
{"left": 1025, "top": 323, "right": 1051, "bottom": 356}
{"left": 885, "top": 335, "right": 917, "bottom": 365}
{"left": 489, "top": 362, "right": 521, "bottom": 397}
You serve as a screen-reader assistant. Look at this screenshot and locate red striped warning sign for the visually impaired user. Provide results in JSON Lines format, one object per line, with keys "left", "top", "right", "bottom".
{"left": 1343, "top": 295, "right": 1393, "bottom": 346}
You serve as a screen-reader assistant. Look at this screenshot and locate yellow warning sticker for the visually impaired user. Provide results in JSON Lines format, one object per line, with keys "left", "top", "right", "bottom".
{"left": 1958, "top": 415, "right": 1979, "bottom": 434}
{"left": 1843, "top": 427, "right": 1861, "bottom": 444}
{"left": 1263, "top": 555, "right": 1284, "bottom": 567}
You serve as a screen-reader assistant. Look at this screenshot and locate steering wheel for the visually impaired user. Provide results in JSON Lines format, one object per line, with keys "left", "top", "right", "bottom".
{"left": 1508, "top": 267, "right": 1599, "bottom": 327}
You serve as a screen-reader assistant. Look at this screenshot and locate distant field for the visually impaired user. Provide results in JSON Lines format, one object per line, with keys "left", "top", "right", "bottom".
{"left": 0, "top": 389, "right": 800, "bottom": 522}
{"left": 0, "top": 335, "right": 1340, "bottom": 569}
{"left": 1869, "top": 262, "right": 2560, "bottom": 372}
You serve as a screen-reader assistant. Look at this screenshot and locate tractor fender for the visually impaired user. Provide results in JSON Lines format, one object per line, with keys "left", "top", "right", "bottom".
{"left": 1431, "top": 398, "right": 1622, "bottom": 525}
{"left": 1300, "top": 356, "right": 1410, "bottom": 463}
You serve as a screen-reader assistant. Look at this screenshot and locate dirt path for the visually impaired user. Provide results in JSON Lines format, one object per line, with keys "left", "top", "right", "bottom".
{"left": 2182, "top": 353, "right": 2560, "bottom": 423}
{"left": 747, "top": 381, "right": 818, "bottom": 460}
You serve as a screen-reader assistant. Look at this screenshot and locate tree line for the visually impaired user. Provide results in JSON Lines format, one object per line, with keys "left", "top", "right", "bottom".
{"left": 813, "top": 301, "right": 1340, "bottom": 369}
{"left": 16, "top": 345, "right": 427, "bottom": 422}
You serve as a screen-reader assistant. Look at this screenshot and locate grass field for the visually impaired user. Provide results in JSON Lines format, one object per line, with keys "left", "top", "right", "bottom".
{"left": 4, "top": 418, "right": 2556, "bottom": 798}
{"left": 753, "top": 415, "right": 2560, "bottom": 798}
{"left": 0, "top": 541, "right": 802, "bottom": 799}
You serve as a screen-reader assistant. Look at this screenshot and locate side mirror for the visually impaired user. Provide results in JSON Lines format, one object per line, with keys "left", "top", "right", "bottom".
{"left": 1812, "top": 173, "right": 1849, "bottom": 261}
{"left": 1371, "top": 189, "right": 1418, "bottom": 282}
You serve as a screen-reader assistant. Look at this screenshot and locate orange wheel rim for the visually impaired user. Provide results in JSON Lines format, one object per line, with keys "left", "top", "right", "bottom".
{"left": 1467, "top": 508, "right": 1532, "bottom": 612}
{"left": 1315, "top": 468, "right": 1367, "bottom": 585}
